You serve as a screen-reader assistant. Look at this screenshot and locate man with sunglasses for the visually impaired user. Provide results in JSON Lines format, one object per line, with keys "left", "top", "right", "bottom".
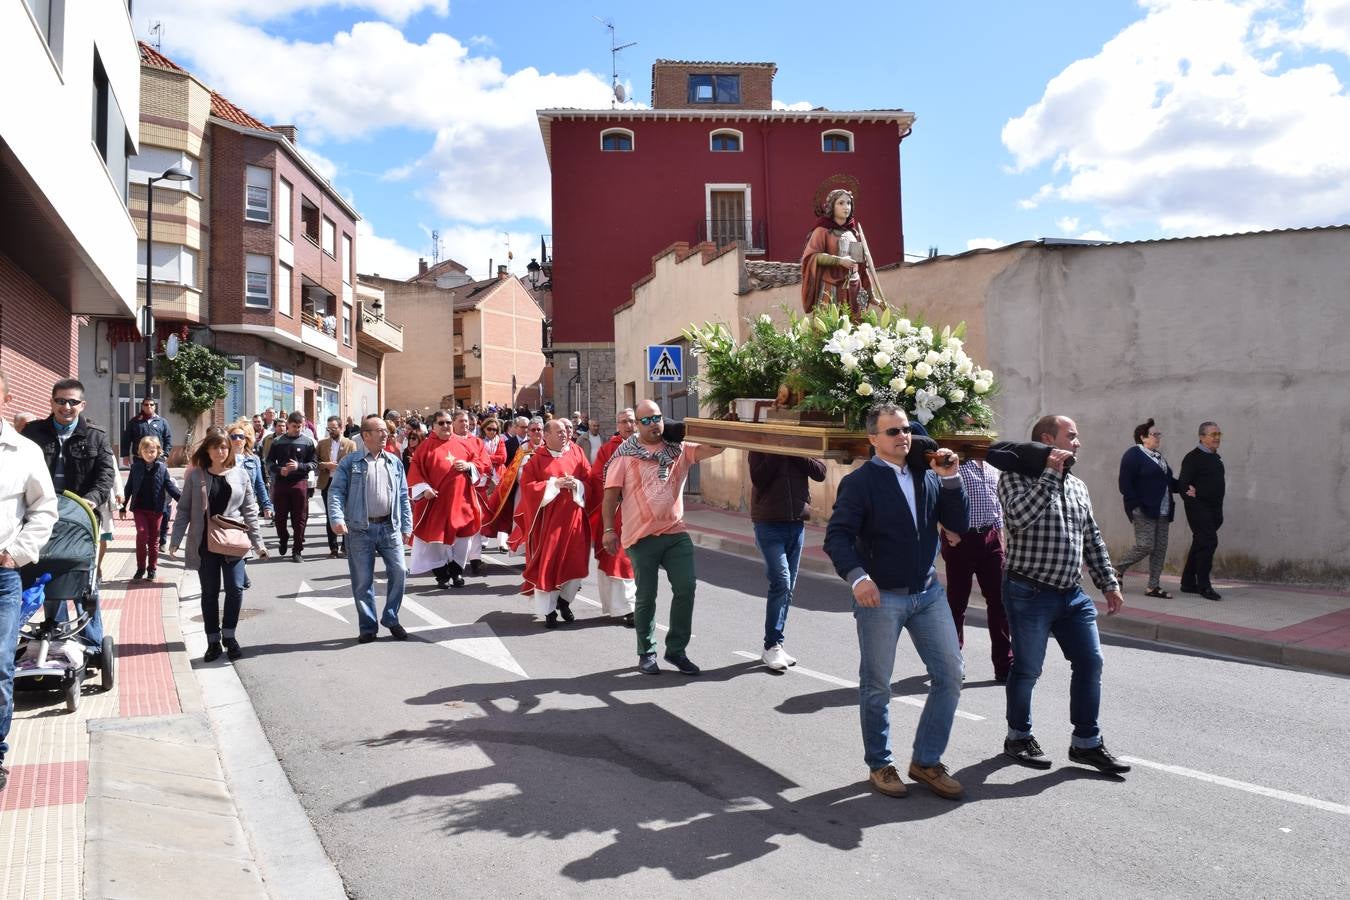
{"left": 824, "top": 403, "right": 969, "bottom": 800}
{"left": 120, "top": 397, "right": 173, "bottom": 468}
{"left": 602, "top": 400, "right": 724, "bottom": 675}
{"left": 1177, "top": 421, "right": 1225, "bottom": 601}
{"left": 408, "top": 410, "right": 489, "bottom": 588}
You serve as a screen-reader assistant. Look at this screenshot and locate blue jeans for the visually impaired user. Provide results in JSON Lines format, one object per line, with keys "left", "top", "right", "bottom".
{"left": 753, "top": 521, "right": 804, "bottom": 649}
{"left": 0, "top": 569, "right": 21, "bottom": 763}
{"left": 854, "top": 580, "right": 964, "bottom": 770}
{"left": 347, "top": 522, "right": 407, "bottom": 635}
{"left": 199, "top": 551, "right": 246, "bottom": 643}
{"left": 1003, "top": 578, "right": 1104, "bottom": 748}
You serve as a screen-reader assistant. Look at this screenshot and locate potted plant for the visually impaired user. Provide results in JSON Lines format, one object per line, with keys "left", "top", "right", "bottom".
{"left": 684, "top": 314, "right": 799, "bottom": 421}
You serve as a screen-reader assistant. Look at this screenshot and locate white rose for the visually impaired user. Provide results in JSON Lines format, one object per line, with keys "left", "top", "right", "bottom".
{"left": 896, "top": 318, "right": 913, "bottom": 333}
{"left": 872, "top": 351, "right": 892, "bottom": 368}
{"left": 973, "top": 379, "right": 991, "bottom": 395}
{"left": 979, "top": 368, "right": 993, "bottom": 382}
{"left": 946, "top": 337, "right": 963, "bottom": 352}
{"left": 956, "top": 358, "right": 974, "bottom": 376}
{"left": 888, "top": 376, "right": 905, "bottom": 392}
{"left": 948, "top": 388, "right": 965, "bottom": 403}
{"left": 840, "top": 353, "right": 859, "bottom": 371}
{"left": 914, "top": 361, "right": 933, "bottom": 379}
{"left": 925, "top": 350, "right": 942, "bottom": 366}
{"left": 919, "top": 326, "right": 934, "bottom": 344}
{"left": 856, "top": 382, "right": 874, "bottom": 397}
{"left": 877, "top": 338, "right": 897, "bottom": 355}
{"left": 903, "top": 347, "right": 921, "bottom": 363}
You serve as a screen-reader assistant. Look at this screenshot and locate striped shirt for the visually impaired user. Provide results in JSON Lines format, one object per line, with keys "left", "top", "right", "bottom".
{"left": 959, "top": 459, "right": 1003, "bottom": 530}
{"left": 999, "top": 468, "right": 1118, "bottom": 592}
{"left": 603, "top": 441, "right": 699, "bottom": 548}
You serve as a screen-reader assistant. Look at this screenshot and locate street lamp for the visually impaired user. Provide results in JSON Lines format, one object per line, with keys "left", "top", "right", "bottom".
{"left": 142, "top": 165, "right": 192, "bottom": 400}
{"left": 526, "top": 258, "right": 542, "bottom": 289}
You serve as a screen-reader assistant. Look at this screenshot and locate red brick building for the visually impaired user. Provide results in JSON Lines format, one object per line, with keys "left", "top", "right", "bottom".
{"left": 536, "top": 59, "right": 915, "bottom": 428}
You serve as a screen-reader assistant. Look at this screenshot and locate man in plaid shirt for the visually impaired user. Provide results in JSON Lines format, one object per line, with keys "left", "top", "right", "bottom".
{"left": 998, "top": 415, "right": 1130, "bottom": 775}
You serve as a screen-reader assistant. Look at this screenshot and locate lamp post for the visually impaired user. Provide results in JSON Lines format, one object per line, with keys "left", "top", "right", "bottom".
{"left": 142, "top": 165, "right": 193, "bottom": 401}
{"left": 526, "top": 258, "right": 541, "bottom": 289}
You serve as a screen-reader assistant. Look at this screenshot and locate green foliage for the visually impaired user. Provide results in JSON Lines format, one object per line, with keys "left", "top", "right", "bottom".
{"left": 684, "top": 312, "right": 800, "bottom": 412}
{"left": 158, "top": 342, "right": 229, "bottom": 423}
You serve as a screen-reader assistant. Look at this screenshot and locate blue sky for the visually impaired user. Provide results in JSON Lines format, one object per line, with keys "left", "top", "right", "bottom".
{"left": 136, "top": 0, "right": 1350, "bottom": 277}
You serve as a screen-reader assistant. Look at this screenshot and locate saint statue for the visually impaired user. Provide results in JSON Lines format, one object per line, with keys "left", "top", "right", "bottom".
{"left": 800, "top": 188, "right": 880, "bottom": 319}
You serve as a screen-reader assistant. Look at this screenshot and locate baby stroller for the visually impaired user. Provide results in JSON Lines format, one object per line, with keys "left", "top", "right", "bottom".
{"left": 16, "top": 491, "right": 115, "bottom": 713}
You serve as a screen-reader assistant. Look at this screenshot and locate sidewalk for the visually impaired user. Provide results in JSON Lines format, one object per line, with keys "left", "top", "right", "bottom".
{"left": 683, "top": 503, "right": 1350, "bottom": 678}
{"left": 0, "top": 509, "right": 343, "bottom": 898}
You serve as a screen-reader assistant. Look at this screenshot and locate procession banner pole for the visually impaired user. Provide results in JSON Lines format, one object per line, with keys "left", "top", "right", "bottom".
{"left": 854, "top": 221, "right": 889, "bottom": 310}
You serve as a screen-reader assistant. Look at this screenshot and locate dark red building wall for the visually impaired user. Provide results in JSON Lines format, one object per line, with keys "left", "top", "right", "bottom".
{"left": 548, "top": 117, "right": 905, "bottom": 344}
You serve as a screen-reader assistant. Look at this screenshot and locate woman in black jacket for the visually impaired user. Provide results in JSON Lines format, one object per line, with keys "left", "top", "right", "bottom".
{"left": 1115, "top": 418, "right": 1183, "bottom": 598}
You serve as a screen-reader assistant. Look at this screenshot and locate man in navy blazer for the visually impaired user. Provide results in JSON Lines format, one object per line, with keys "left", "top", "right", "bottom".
{"left": 824, "top": 403, "right": 969, "bottom": 800}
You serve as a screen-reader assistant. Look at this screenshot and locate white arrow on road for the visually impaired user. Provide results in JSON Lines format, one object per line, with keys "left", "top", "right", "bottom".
{"left": 293, "top": 580, "right": 351, "bottom": 624}
{"left": 399, "top": 595, "right": 528, "bottom": 678}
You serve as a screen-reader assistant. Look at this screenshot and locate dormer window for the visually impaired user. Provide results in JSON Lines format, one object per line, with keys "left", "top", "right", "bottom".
{"left": 822, "top": 129, "right": 853, "bottom": 153}
{"left": 601, "top": 128, "right": 634, "bottom": 152}
{"left": 688, "top": 74, "right": 740, "bottom": 104}
{"left": 710, "top": 129, "right": 742, "bottom": 152}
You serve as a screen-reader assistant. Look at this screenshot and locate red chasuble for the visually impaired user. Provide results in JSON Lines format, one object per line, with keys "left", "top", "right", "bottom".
{"left": 516, "top": 443, "right": 592, "bottom": 594}
{"left": 485, "top": 440, "right": 540, "bottom": 537}
{"left": 409, "top": 432, "right": 487, "bottom": 542}
{"left": 586, "top": 434, "right": 634, "bottom": 579}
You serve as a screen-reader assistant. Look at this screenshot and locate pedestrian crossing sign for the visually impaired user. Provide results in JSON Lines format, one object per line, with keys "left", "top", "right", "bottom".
{"left": 646, "top": 344, "right": 684, "bottom": 383}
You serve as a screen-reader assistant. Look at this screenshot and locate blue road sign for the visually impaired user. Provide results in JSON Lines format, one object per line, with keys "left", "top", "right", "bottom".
{"left": 646, "top": 344, "right": 684, "bottom": 383}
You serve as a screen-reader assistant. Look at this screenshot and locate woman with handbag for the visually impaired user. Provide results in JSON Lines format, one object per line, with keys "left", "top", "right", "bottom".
{"left": 168, "top": 431, "right": 268, "bottom": 661}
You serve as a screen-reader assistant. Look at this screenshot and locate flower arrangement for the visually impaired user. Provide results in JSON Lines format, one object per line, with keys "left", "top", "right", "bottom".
{"left": 683, "top": 303, "right": 997, "bottom": 436}
{"left": 794, "top": 303, "right": 995, "bottom": 434}
{"left": 683, "top": 314, "right": 801, "bottom": 412}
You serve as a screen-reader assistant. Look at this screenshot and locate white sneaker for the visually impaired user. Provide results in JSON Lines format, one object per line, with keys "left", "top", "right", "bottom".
{"left": 781, "top": 647, "right": 797, "bottom": 666}
{"left": 761, "top": 644, "right": 790, "bottom": 670}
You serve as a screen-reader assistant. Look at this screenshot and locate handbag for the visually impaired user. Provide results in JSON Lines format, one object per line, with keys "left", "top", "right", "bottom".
{"left": 200, "top": 473, "right": 252, "bottom": 557}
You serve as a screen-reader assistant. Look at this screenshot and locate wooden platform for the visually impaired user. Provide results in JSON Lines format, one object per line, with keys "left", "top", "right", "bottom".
{"left": 683, "top": 418, "right": 994, "bottom": 464}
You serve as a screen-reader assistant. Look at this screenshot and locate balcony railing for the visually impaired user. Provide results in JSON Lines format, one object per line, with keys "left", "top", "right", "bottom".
{"left": 697, "top": 218, "right": 765, "bottom": 252}
{"left": 358, "top": 306, "right": 404, "bottom": 353}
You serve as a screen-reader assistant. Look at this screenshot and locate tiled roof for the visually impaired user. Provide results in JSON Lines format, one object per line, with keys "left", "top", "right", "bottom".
{"left": 409, "top": 258, "right": 470, "bottom": 284}
{"left": 138, "top": 41, "right": 186, "bottom": 72}
{"left": 452, "top": 277, "right": 507, "bottom": 311}
{"left": 745, "top": 261, "right": 802, "bottom": 291}
{"left": 209, "top": 91, "right": 271, "bottom": 131}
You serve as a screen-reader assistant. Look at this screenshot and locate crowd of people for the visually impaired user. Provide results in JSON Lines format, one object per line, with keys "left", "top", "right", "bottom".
{"left": 0, "top": 363, "right": 1232, "bottom": 802}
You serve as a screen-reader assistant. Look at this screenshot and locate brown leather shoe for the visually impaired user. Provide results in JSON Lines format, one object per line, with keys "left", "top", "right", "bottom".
{"left": 908, "top": 761, "right": 963, "bottom": 799}
{"left": 868, "top": 764, "right": 908, "bottom": 798}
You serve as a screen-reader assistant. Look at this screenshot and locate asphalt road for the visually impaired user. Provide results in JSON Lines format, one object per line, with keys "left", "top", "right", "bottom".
{"left": 222, "top": 513, "right": 1350, "bottom": 899}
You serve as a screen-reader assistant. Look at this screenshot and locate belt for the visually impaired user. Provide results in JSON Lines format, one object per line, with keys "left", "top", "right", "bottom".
{"left": 968, "top": 523, "right": 1001, "bottom": 534}
{"left": 879, "top": 573, "right": 937, "bottom": 597}
{"left": 367, "top": 515, "right": 391, "bottom": 524}
{"left": 1007, "top": 570, "right": 1079, "bottom": 596}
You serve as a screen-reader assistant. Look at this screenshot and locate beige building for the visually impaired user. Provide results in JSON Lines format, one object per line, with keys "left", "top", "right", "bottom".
{"left": 367, "top": 263, "right": 548, "bottom": 415}
{"left": 352, "top": 279, "right": 403, "bottom": 418}
{"left": 614, "top": 226, "right": 1350, "bottom": 581}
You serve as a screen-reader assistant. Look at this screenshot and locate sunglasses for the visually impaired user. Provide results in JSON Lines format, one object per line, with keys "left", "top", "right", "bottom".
{"left": 878, "top": 425, "right": 913, "bottom": 436}
{"left": 638, "top": 414, "right": 663, "bottom": 425}
{"left": 1147, "top": 431, "right": 1162, "bottom": 437}
{"left": 434, "top": 420, "right": 452, "bottom": 427}
{"left": 52, "top": 398, "right": 83, "bottom": 408}
{"left": 1204, "top": 431, "right": 1222, "bottom": 438}
{"left": 228, "top": 434, "right": 246, "bottom": 441}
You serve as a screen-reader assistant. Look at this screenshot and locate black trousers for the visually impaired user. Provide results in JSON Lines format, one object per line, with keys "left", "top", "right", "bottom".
{"left": 1181, "top": 502, "right": 1222, "bottom": 590}
{"left": 321, "top": 485, "right": 345, "bottom": 553}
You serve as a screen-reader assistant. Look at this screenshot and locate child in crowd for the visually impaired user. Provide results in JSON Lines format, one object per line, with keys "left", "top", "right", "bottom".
{"left": 121, "top": 435, "right": 181, "bottom": 580}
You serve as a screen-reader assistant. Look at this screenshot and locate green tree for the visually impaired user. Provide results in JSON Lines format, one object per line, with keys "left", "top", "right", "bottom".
{"left": 158, "top": 342, "right": 229, "bottom": 434}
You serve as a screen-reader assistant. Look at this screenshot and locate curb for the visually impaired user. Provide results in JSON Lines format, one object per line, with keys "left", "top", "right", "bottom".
{"left": 687, "top": 529, "right": 1350, "bottom": 678}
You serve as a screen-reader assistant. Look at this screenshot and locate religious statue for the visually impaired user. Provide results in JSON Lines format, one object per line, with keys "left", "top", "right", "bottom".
{"left": 800, "top": 188, "right": 883, "bottom": 319}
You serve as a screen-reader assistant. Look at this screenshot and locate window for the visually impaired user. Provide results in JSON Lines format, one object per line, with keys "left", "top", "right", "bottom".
{"left": 23, "top": 0, "right": 64, "bottom": 66}
{"left": 710, "top": 129, "right": 742, "bottom": 152}
{"left": 245, "top": 166, "right": 271, "bottom": 222}
{"left": 300, "top": 196, "right": 320, "bottom": 244}
{"left": 277, "top": 262, "right": 293, "bottom": 317}
{"left": 321, "top": 216, "right": 336, "bottom": 256}
{"left": 822, "top": 130, "right": 853, "bottom": 153}
{"left": 245, "top": 254, "right": 271, "bottom": 308}
{"left": 688, "top": 74, "right": 740, "bottom": 104}
{"left": 92, "top": 50, "right": 132, "bottom": 204}
{"left": 130, "top": 147, "right": 199, "bottom": 194}
{"left": 137, "top": 242, "right": 197, "bottom": 288}
{"left": 341, "top": 234, "right": 352, "bottom": 285}
{"left": 278, "top": 178, "right": 293, "bottom": 240}
{"left": 342, "top": 302, "right": 353, "bottom": 346}
{"left": 600, "top": 128, "right": 634, "bottom": 152}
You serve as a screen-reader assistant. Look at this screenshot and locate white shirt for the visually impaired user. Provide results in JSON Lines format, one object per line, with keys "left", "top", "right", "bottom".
{"left": 329, "top": 437, "right": 341, "bottom": 463}
{"left": 877, "top": 456, "right": 919, "bottom": 530}
{"left": 0, "top": 420, "right": 59, "bottom": 567}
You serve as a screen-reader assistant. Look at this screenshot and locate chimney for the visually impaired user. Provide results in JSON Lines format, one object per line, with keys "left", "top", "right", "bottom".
{"left": 418, "top": 257, "right": 428, "bottom": 276}
{"left": 272, "top": 124, "right": 299, "bottom": 144}
{"left": 497, "top": 264, "right": 509, "bottom": 280}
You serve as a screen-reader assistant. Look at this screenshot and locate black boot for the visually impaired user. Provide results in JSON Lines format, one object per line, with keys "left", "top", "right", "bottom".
{"left": 447, "top": 560, "right": 465, "bottom": 588}
{"left": 557, "top": 598, "right": 575, "bottom": 623}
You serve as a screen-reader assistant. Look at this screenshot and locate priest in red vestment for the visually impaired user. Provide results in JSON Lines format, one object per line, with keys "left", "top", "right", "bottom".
{"left": 484, "top": 418, "right": 544, "bottom": 551}
{"left": 472, "top": 417, "right": 510, "bottom": 568}
{"left": 516, "top": 419, "right": 593, "bottom": 628}
{"left": 408, "top": 409, "right": 488, "bottom": 588}
{"left": 587, "top": 407, "right": 637, "bottom": 626}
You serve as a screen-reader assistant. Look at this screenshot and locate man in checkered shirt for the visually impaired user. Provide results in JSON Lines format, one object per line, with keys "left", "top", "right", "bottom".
{"left": 997, "top": 415, "right": 1130, "bottom": 775}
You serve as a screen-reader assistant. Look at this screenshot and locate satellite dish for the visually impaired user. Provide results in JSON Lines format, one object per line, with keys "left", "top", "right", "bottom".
{"left": 614, "top": 83, "right": 627, "bottom": 103}
{"left": 165, "top": 334, "right": 180, "bottom": 360}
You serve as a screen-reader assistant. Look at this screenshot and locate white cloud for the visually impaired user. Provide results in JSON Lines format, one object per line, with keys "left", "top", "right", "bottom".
{"left": 1003, "top": 0, "right": 1350, "bottom": 235}
{"left": 1075, "top": 229, "right": 1114, "bottom": 241}
{"left": 773, "top": 99, "right": 815, "bottom": 111}
{"left": 355, "top": 219, "right": 422, "bottom": 281}
{"left": 296, "top": 144, "right": 338, "bottom": 181}
{"left": 354, "top": 222, "right": 543, "bottom": 283}
{"left": 1055, "top": 216, "right": 1081, "bottom": 233}
{"left": 164, "top": 0, "right": 448, "bottom": 25}
{"left": 966, "top": 237, "right": 1004, "bottom": 251}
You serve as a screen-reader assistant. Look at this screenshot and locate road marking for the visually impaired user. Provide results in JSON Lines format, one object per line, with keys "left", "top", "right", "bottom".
{"left": 732, "top": 651, "right": 984, "bottom": 721}
{"left": 399, "top": 596, "right": 528, "bottom": 678}
{"left": 293, "top": 581, "right": 350, "bottom": 624}
{"left": 1118, "top": 757, "right": 1350, "bottom": 818}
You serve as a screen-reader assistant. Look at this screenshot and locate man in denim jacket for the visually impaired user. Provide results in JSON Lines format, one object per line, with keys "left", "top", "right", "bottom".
{"left": 329, "top": 415, "right": 413, "bottom": 643}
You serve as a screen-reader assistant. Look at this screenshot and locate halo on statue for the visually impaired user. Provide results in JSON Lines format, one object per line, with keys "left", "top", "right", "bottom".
{"left": 813, "top": 174, "right": 862, "bottom": 217}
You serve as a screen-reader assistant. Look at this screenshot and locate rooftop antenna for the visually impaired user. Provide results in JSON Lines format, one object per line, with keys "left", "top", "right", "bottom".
{"left": 430, "top": 228, "right": 440, "bottom": 264}
{"left": 149, "top": 21, "right": 164, "bottom": 50}
{"left": 594, "top": 17, "right": 636, "bottom": 108}
{"left": 502, "top": 232, "right": 514, "bottom": 264}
